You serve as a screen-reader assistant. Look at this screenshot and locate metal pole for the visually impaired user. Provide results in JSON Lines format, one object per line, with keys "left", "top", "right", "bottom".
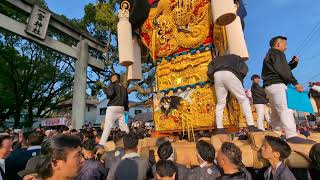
{"left": 72, "top": 39, "right": 88, "bottom": 129}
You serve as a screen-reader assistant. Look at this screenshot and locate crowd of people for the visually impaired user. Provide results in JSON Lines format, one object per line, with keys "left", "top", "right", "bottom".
{"left": 1, "top": 126, "right": 320, "bottom": 180}
{"left": 207, "top": 35, "right": 320, "bottom": 144}
{"left": 1, "top": 32, "right": 320, "bottom": 180}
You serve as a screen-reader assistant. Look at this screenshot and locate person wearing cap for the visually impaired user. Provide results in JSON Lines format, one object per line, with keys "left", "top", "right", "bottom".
{"left": 99, "top": 73, "right": 130, "bottom": 145}
{"left": 261, "top": 36, "right": 314, "bottom": 144}
{"left": 251, "top": 74, "right": 270, "bottom": 131}
{"left": 208, "top": 54, "right": 261, "bottom": 134}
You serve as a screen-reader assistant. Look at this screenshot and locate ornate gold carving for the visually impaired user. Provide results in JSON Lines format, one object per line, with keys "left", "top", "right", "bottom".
{"left": 157, "top": 51, "right": 212, "bottom": 91}
{"left": 154, "top": 84, "right": 234, "bottom": 132}
{"left": 213, "top": 25, "right": 228, "bottom": 55}
{"left": 118, "top": 1, "right": 130, "bottom": 19}
{"left": 140, "top": 0, "right": 211, "bottom": 58}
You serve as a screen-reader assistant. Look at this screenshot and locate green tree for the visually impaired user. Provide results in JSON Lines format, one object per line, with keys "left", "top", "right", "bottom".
{"left": 0, "top": 32, "right": 74, "bottom": 127}
{"left": 82, "top": 1, "right": 154, "bottom": 102}
{"left": 0, "top": 0, "right": 74, "bottom": 127}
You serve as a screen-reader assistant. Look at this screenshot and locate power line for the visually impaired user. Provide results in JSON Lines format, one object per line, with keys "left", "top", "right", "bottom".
{"left": 297, "top": 29, "right": 320, "bottom": 56}
{"left": 293, "top": 54, "right": 320, "bottom": 74}
{"left": 294, "top": 22, "right": 320, "bottom": 55}
{"left": 302, "top": 72, "right": 320, "bottom": 85}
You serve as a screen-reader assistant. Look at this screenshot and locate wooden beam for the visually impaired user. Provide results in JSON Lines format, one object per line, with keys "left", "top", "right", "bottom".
{"left": 0, "top": 13, "right": 104, "bottom": 69}
{"left": 88, "top": 57, "right": 105, "bottom": 70}
{"left": 0, "top": 13, "right": 78, "bottom": 58}
{"left": 5, "top": 0, "right": 106, "bottom": 53}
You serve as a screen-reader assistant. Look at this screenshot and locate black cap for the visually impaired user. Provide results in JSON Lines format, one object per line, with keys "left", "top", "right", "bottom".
{"left": 18, "top": 155, "right": 47, "bottom": 177}
{"left": 251, "top": 74, "right": 260, "bottom": 81}
{"left": 269, "top": 36, "right": 287, "bottom": 47}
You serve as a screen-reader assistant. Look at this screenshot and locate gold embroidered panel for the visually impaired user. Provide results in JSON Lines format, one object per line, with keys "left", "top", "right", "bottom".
{"left": 156, "top": 50, "right": 212, "bottom": 91}
{"left": 153, "top": 84, "right": 241, "bottom": 131}
{"left": 140, "top": 0, "right": 212, "bottom": 58}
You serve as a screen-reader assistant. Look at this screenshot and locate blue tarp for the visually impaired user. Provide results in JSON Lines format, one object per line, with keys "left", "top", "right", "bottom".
{"left": 125, "top": 112, "right": 129, "bottom": 124}
{"left": 286, "top": 85, "right": 314, "bottom": 113}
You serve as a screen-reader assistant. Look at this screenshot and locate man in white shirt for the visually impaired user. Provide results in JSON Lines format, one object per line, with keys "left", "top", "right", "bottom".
{"left": 0, "top": 135, "right": 13, "bottom": 180}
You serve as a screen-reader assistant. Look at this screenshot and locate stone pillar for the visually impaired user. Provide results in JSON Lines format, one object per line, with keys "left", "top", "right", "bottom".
{"left": 72, "top": 39, "right": 88, "bottom": 129}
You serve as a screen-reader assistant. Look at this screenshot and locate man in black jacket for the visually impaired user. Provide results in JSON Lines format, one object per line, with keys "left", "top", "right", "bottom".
{"left": 262, "top": 36, "right": 314, "bottom": 144}
{"left": 251, "top": 74, "right": 270, "bottom": 131}
{"left": 99, "top": 73, "right": 129, "bottom": 145}
{"left": 216, "top": 142, "right": 252, "bottom": 180}
{"left": 208, "top": 54, "right": 261, "bottom": 134}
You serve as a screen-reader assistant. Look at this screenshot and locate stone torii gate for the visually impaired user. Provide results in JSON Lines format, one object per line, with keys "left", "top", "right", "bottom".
{"left": 0, "top": 0, "right": 106, "bottom": 129}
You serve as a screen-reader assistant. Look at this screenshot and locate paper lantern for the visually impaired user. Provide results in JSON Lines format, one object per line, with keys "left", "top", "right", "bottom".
{"left": 225, "top": 16, "right": 249, "bottom": 60}
{"left": 127, "top": 35, "right": 142, "bottom": 81}
{"left": 211, "top": 0, "right": 237, "bottom": 26}
{"left": 117, "top": 2, "right": 134, "bottom": 66}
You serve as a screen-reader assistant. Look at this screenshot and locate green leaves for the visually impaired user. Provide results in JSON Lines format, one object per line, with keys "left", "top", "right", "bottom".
{"left": 0, "top": 31, "right": 74, "bottom": 127}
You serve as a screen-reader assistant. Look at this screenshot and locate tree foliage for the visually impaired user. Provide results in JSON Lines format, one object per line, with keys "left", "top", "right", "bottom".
{"left": 0, "top": 31, "right": 74, "bottom": 127}
{"left": 0, "top": 0, "right": 155, "bottom": 127}
{"left": 82, "top": 1, "right": 155, "bottom": 102}
{"left": 0, "top": 0, "right": 74, "bottom": 127}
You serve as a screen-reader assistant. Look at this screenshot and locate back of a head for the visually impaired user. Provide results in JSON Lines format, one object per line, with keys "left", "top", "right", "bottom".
{"left": 156, "top": 160, "right": 177, "bottom": 179}
{"left": 70, "top": 129, "right": 77, "bottom": 134}
{"left": 95, "top": 129, "right": 103, "bottom": 138}
{"left": 0, "top": 135, "right": 11, "bottom": 148}
{"left": 37, "top": 134, "right": 82, "bottom": 179}
{"left": 196, "top": 140, "right": 215, "bottom": 163}
{"left": 157, "top": 141, "right": 173, "bottom": 160}
{"left": 28, "top": 132, "right": 44, "bottom": 146}
{"left": 23, "top": 132, "right": 31, "bottom": 140}
{"left": 220, "top": 142, "right": 243, "bottom": 167}
{"left": 82, "top": 139, "right": 96, "bottom": 152}
{"left": 123, "top": 132, "right": 139, "bottom": 150}
{"left": 111, "top": 73, "right": 121, "bottom": 81}
{"left": 113, "top": 131, "right": 126, "bottom": 143}
{"left": 265, "top": 135, "right": 291, "bottom": 161}
{"left": 309, "top": 143, "right": 320, "bottom": 169}
{"left": 156, "top": 137, "right": 170, "bottom": 147}
{"left": 82, "top": 130, "right": 94, "bottom": 140}
{"left": 251, "top": 74, "right": 260, "bottom": 81}
{"left": 269, "top": 36, "right": 287, "bottom": 48}
{"left": 40, "top": 139, "right": 51, "bottom": 155}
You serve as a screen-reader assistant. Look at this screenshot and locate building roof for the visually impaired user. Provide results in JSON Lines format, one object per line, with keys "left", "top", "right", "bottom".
{"left": 132, "top": 112, "right": 153, "bottom": 122}
{"left": 97, "top": 98, "right": 147, "bottom": 108}
{"left": 58, "top": 98, "right": 98, "bottom": 106}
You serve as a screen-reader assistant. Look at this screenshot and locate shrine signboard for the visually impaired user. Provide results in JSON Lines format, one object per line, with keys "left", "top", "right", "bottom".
{"left": 26, "top": 5, "right": 50, "bottom": 39}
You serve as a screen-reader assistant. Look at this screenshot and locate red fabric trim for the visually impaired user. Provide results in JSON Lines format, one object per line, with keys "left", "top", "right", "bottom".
{"left": 148, "top": 0, "right": 157, "bottom": 5}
